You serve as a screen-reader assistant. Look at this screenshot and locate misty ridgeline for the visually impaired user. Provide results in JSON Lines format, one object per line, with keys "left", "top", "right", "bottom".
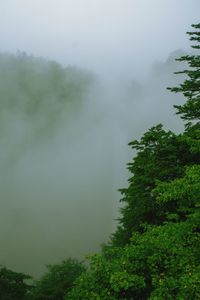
{"left": 0, "top": 50, "right": 185, "bottom": 277}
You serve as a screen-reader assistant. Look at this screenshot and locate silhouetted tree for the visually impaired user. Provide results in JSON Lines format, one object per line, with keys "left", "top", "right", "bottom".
{"left": 31, "top": 258, "right": 86, "bottom": 300}
{"left": 0, "top": 267, "right": 32, "bottom": 300}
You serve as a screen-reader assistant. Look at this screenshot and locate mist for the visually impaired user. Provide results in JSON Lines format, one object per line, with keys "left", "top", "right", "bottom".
{"left": 0, "top": 0, "right": 199, "bottom": 278}
{"left": 0, "top": 50, "right": 185, "bottom": 277}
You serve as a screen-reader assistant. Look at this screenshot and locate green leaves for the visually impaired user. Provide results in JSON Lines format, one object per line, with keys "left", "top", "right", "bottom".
{"left": 31, "top": 259, "right": 86, "bottom": 300}
{"left": 168, "top": 23, "right": 200, "bottom": 121}
{"left": 110, "top": 272, "right": 145, "bottom": 292}
{"left": 153, "top": 165, "right": 200, "bottom": 206}
{"left": 0, "top": 267, "right": 33, "bottom": 300}
{"left": 2, "top": 22, "right": 200, "bottom": 300}
{"left": 113, "top": 24, "right": 200, "bottom": 246}
{"left": 67, "top": 213, "right": 200, "bottom": 299}
{"left": 112, "top": 124, "right": 195, "bottom": 245}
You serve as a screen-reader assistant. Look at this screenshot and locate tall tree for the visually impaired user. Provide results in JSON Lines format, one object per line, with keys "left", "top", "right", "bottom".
{"left": 31, "top": 259, "right": 86, "bottom": 300}
{"left": 0, "top": 267, "right": 32, "bottom": 300}
{"left": 112, "top": 23, "right": 200, "bottom": 246}
{"left": 67, "top": 23, "right": 200, "bottom": 299}
{"left": 168, "top": 23, "right": 200, "bottom": 121}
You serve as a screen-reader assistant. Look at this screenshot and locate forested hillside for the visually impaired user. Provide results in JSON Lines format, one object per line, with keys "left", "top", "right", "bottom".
{"left": 66, "top": 23, "right": 200, "bottom": 300}
{"left": 0, "top": 24, "right": 199, "bottom": 299}
{"left": 0, "top": 52, "right": 95, "bottom": 167}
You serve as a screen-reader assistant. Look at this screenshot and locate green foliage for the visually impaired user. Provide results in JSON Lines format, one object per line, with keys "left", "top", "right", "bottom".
{"left": 67, "top": 212, "right": 200, "bottom": 299}
{"left": 181, "top": 122, "right": 200, "bottom": 156}
{"left": 0, "top": 52, "right": 94, "bottom": 116}
{"left": 30, "top": 259, "right": 86, "bottom": 300}
{"left": 0, "top": 267, "right": 33, "bottom": 300}
{"left": 66, "top": 23, "right": 200, "bottom": 299}
{"left": 112, "top": 23, "right": 200, "bottom": 247}
{"left": 1, "top": 23, "right": 200, "bottom": 300}
{"left": 154, "top": 164, "right": 200, "bottom": 205}
{"left": 168, "top": 23, "right": 200, "bottom": 121}
{"left": 0, "top": 52, "right": 95, "bottom": 142}
{"left": 112, "top": 124, "right": 196, "bottom": 246}
{"left": 0, "top": 51, "right": 95, "bottom": 167}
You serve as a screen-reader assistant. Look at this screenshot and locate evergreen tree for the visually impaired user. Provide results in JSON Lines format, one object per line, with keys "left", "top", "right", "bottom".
{"left": 0, "top": 267, "right": 32, "bottom": 300}
{"left": 112, "top": 125, "right": 196, "bottom": 245}
{"left": 66, "top": 23, "right": 200, "bottom": 299}
{"left": 112, "top": 23, "right": 200, "bottom": 246}
{"left": 30, "top": 259, "right": 86, "bottom": 300}
{"left": 168, "top": 23, "right": 200, "bottom": 121}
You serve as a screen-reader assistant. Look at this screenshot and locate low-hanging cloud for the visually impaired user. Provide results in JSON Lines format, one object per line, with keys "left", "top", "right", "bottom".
{"left": 0, "top": 50, "right": 186, "bottom": 277}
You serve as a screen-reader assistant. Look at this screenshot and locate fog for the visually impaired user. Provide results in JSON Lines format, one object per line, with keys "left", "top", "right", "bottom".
{"left": 1, "top": 0, "right": 199, "bottom": 79}
{"left": 0, "top": 0, "right": 199, "bottom": 277}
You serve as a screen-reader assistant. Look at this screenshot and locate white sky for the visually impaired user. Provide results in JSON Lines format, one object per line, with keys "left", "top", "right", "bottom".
{"left": 0, "top": 0, "right": 199, "bottom": 78}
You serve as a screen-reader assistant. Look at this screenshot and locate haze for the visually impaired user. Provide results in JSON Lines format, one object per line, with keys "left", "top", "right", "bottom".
{"left": 1, "top": 0, "right": 199, "bottom": 78}
{"left": 0, "top": 0, "right": 199, "bottom": 277}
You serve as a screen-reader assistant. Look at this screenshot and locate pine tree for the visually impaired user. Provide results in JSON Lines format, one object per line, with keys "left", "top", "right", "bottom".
{"left": 168, "top": 23, "right": 200, "bottom": 121}
{"left": 66, "top": 23, "right": 200, "bottom": 300}
{"left": 112, "top": 23, "right": 200, "bottom": 246}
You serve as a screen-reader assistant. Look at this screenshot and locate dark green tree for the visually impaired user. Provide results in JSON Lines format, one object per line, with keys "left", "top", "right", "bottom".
{"left": 3, "top": 23, "right": 199, "bottom": 300}
{"left": 112, "top": 23, "right": 200, "bottom": 246}
{"left": 112, "top": 125, "right": 195, "bottom": 245}
{"left": 67, "top": 194, "right": 200, "bottom": 299}
{"left": 168, "top": 23, "right": 200, "bottom": 121}
{"left": 67, "top": 22, "right": 200, "bottom": 299}
{"left": 31, "top": 258, "right": 86, "bottom": 300}
{"left": 0, "top": 266, "right": 33, "bottom": 300}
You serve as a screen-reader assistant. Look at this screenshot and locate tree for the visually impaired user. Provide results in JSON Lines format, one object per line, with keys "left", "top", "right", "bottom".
{"left": 0, "top": 266, "right": 33, "bottom": 300}
{"left": 31, "top": 258, "right": 86, "bottom": 300}
{"left": 168, "top": 23, "right": 200, "bottom": 121}
{"left": 112, "top": 23, "right": 200, "bottom": 246}
{"left": 66, "top": 23, "right": 200, "bottom": 299}
{"left": 3, "top": 22, "right": 199, "bottom": 300}
{"left": 67, "top": 208, "right": 200, "bottom": 299}
{"left": 111, "top": 123, "right": 198, "bottom": 246}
